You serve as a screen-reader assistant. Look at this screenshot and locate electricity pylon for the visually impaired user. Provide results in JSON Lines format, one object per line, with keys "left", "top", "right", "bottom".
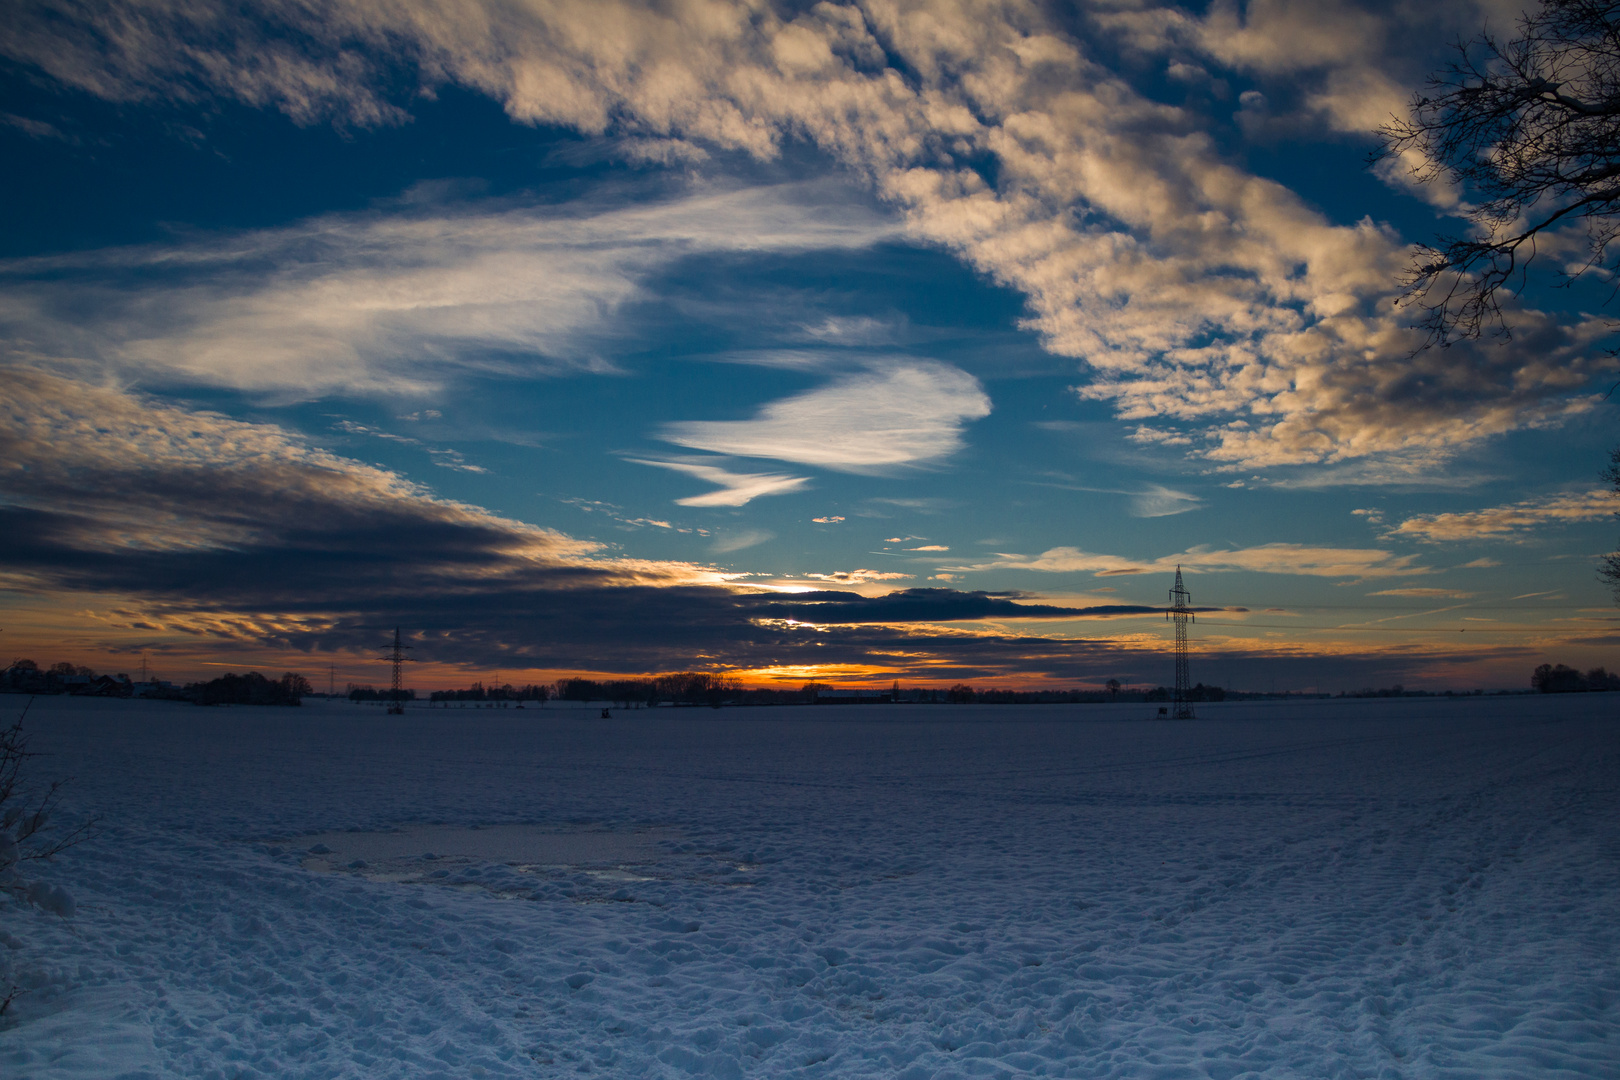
{"left": 1167, "top": 566, "right": 1196, "bottom": 720}
{"left": 379, "top": 627, "right": 415, "bottom": 715}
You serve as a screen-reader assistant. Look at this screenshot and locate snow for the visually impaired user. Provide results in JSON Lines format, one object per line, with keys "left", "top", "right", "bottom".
{"left": 1, "top": 693, "right": 1617, "bottom": 1078}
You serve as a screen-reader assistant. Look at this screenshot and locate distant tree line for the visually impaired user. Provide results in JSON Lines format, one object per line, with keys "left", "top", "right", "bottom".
{"left": 426, "top": 681, "right": 547, "bottom": 703}
{"left": 348, "top": 684, "right": 417, "bottom": 703}
{"left": 189, "top": 672, "right": 310, "bottom": 706}
{"left": 1141, "top": 684, "right": 1226, "bottom": 703}
{"left": 416, "top": 677, "right": 1230, "bottom": 707}
{"left": 1, "top": 659, "right": 310, "bottom": 706}
{"left": 422, "top": 673, "right": 749, "bottom": 707}
{"left": 1340, "top": 684, "right": 1412, "bottom": 698}
{"left": 1532, "top": 664, "right": 1620, "bottom": 693}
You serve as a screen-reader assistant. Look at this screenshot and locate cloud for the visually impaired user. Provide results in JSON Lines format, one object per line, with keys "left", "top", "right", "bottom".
{"left": 0, "top": 370, "right": 738, "bottom": 602}
{"left": 788, "top": 569, "right": 911, "bottom": 585}
{"left": 1111, "top": 0, "right": 1475, "bottom": 205}
{"left": 710, "top": 529, "right": 774, "bottom": 554}
{"left": 750, "top": 589, "right": 1163, "bottom": 624}
{"left": 1028, "top": 479, "right": 1204, "bottom": 517}
{"left": 1388, "top": 490, "right": 1616, "bottom": 543}
{"left": 7, "top": 0, "right": 1609, "bottom": 468}
{"left": 660, "top": 361, "right": 990, "bottom": 471}
{"left": 0, "top": 369, "right": 1562, "bottom": 689}
{"left": 1368, "top": 588, "right": 1477, "bottom": 599}
{"left": 626, "top": 459, "right": 811, "bottom": 507}
{"left": 0, "top": 111, "right": 70, "bottom": 141}
{"left": 795, "top": 316, "right": 901, "bottom": 346}
{"left": 812, "top": 515, "right": 845, "bottom": 523}
{"left": 1129, "top": 485, "right": 1202, "bottom": 518}
{"left": 0, "top": 181, "right": 896, "bottom": 395}
{"left": 954, "top": 543, "right": 1426, "bottom": 579}
{"left": 0, "top": 370, "right": 1091, "bottom": 672}
{"left": 906, "top": 545, "right": 949, "bottom": 552}
{"left": 330, "top": 419, "right": 487, "bottom": 473}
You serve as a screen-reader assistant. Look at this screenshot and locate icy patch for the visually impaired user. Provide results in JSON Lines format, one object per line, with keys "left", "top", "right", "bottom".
{"left": 285, "top": 823, "right": 675, "bottom": 883}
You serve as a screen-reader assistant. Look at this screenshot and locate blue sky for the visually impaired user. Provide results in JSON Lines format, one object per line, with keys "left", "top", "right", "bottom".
{"left": 3, "top": 0, "right": 1619, "bottom": 691}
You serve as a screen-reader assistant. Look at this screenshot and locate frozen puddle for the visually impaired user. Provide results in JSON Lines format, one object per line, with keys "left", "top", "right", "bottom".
{"left": 280, "top": 824, "right": 678, "bottom": 888}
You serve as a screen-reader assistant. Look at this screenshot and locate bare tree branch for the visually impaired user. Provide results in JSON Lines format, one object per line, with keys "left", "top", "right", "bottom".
{"left": 0, "top": 705, "right": 95, "bottom": 1016}
{"left": 1375, "top": 1, "right": 1620, "bottom": 347}
{"left": 0, "top": 711, "right": 95, "bottom": 904}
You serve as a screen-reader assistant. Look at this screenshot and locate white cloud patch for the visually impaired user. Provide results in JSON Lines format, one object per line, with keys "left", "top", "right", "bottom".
{"left": 661, "top": 361, "right": 990, "bottom": 471}
{"left": 627, "top": 458, "right": 811, "bottom": 508}
{"left": 1368, "top": 588, "right": 1476, "bottom": 599}
{"left": 953, "top": 543, "right": 1426, "bottom": 580}
{"left": 795, "top": 316, "right": 901, "bottom": 346}
{"left": 3, "top": 0, "right": 1613, "bottom": 468}
{"left": 1035, "top": 480, "right": 1202, "bottom": 517}
{"left": 330, "top": 419, "right": 487, "bottom": 472}
{"left": 711, "top": 529, "right": 774, "bottom": 554}
{"left": 1129, "top": 485, "right": 1202, "bottom": 518}
{"left": 795, "top": 569, "right": 911, "bottom": 584}
{"left": 1387, "top": 490, "right": 1617, "bottom": 543}
{"left": 0, "top": 182, "right": 896, "bottom": 395}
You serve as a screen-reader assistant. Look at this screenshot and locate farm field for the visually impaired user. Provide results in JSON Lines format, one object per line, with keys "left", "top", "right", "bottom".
{"left": 2, "top": 694, "right": 1616, "bottom": 1078}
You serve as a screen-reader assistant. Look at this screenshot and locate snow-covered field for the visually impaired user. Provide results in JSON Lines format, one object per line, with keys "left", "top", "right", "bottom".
{"left": 2, "top": 693, "right": 1617, "bottom": 1078}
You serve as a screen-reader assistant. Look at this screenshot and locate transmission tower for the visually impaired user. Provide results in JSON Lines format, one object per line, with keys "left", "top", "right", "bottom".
{"left": 1167, "top": 566, "right": 1196, "bottom": 720}
{"left": 378, "top": 627, "right": 415, "bottom": 715}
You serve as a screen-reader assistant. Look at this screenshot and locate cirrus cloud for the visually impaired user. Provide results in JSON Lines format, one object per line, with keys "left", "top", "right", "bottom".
{"left": 0, "top": 181, "right": 897, "bottom": 396}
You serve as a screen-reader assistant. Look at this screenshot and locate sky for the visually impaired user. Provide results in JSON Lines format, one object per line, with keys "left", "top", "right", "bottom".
{"left": 3, "top": 0, "right": 1620, "bottom": 693}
